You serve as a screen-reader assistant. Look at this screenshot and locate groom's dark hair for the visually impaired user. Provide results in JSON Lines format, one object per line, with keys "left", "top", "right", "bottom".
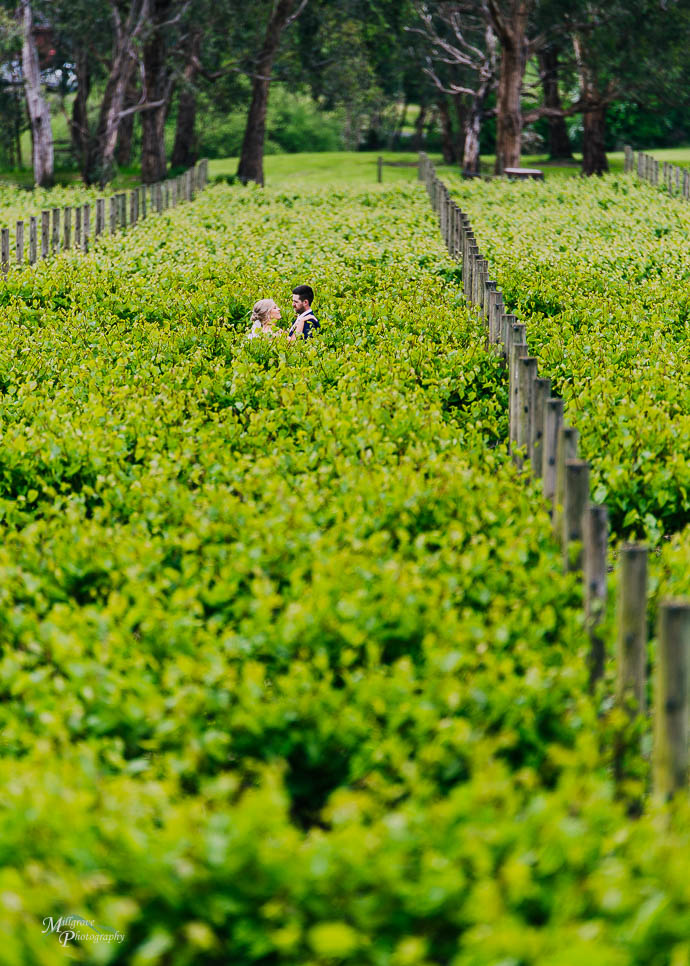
{"left": 292, "top": 284, "right": 314, "bottom": 305}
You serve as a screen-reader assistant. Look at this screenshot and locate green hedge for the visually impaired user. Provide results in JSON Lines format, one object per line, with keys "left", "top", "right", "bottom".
{"left": 447, "top": 173, "right": 690, "bottom": 540}
{"left": 0, "top": 180, "right": 684, "bottom": 964}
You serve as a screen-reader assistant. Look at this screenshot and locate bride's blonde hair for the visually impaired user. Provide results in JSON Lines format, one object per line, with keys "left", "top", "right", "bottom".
{"left": 250, "top": 299, "right": 275, "bottom": 326}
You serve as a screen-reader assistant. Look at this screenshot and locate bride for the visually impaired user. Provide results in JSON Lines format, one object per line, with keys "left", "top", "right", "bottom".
{"left": 247, "top": 299, "right": 283, "bottom": 338}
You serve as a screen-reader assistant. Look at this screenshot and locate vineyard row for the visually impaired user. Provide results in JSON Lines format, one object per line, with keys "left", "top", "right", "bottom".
{"left": 418, "top": 151, "right": 690, "bottom": 802}
{"left": 625, "top": 145, "right": 690, "bottom": 197}
{"left": 0, "top": 159, "right": 209, "bottom": 273}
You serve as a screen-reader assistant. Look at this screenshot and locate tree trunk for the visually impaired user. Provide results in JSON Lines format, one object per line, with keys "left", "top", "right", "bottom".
{"left": 453, "top": 95, "right": 467, "bottom": 164}
{"left": 237, "top": 0, "right": 303, "bottom": 186}
{"left": 94, "top": 50, "right": 137, "bottom": 184}
{"left": 413, "top": 104, "right": 427, "bottom": 151}
{"left": 13, "top": 87, "right": 23, "bottom": 167}
{"left": 171, "top": 29, "right": 201, "bottom": 168}
{"left": 71, "top": 48, "right": 91, "bottom": 170}
{"left": 538, "top": 46, "right": 572, "bottom": 160}
{"left": 573, "top": 33, "right": 609, "bottom": 176}
{"left": 463, "top": 25, "right": 495, "bottom": 177}
{"left": 582, "top": 103, "right": 608, "bottom": 175}
{"left": 463, "top": 109, "right": 481, "bottom": 174}
{"left": 437, "top": 97, "right": 456, "bottom": 163}
{"left": 495, "top": 39, "right": 525, "bottom": 173}
{"left": 488, "top": 1, "right": 531, "bottom": 174}
{"left": 140, "top": 0, "right": 173, "bottom": 183}
{"left": 116, "top": 73, "right": 139, "bottom": 167}
{"left": 21, "top": 0, "right": 53, "bottom": 186}
{"left": 462, "top": 73, "right": 493, "bottom": 176}
{"left": 94, "top": 0, "right": 150, "bottom": 186}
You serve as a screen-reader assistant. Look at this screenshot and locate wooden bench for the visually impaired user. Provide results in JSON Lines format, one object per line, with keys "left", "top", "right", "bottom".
{"left": 503, "top": 167, "right": 544, "bottom": 180}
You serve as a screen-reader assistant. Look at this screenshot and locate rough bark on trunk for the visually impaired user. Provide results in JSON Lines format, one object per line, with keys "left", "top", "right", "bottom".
{"left": 71, "top": 48, "right": 91, "bottom": 169}
{"left": 140, "top": 0, "right": 173, "bottom": 183}
{"left": 13, "top": 87, "right": 23, "bottom": 167}
{"left": 94, "top": 0, "right": 150, "bottom": 186}
{"left": 538, "top": 46, "right": 572, "bottom": 159}
{"left": 573, "top": 33, "right": 609, "bottom": 176}
{"left": 462, "top": 27, "right": 495, "bottom": 176}
{"left": 116, "top": 73, "right": 139, "bottom": 167}
{"left": 453, "top": 95, "right": 467, "bottom": 163}
{"left": 171, "top": 29, "right": 201, "bottom": 168}
{"left": 487, "top": 0, "right": 531, "bottom": 174}
{"left": 463, "top": 111, "right": 481, "bottom": 174}
{"left": 582, "top": 103, "right": 608, "bottom": 175}
{"left": 237, "top": 0, "right": 304, "bottom": 186}
{"left": 437, "top": 97, "right": 456, "bottom": 163}
{"left": 94, "top": 50, "right": 138, "bottom": 184}
{"left": 21, "top": 0, "right": 53, "bottom": 186}
{"left": 494, "top": 39, "right": 524, "bottom": 172}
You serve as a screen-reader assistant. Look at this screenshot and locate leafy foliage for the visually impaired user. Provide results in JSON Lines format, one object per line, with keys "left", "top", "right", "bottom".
{"left": 449, "top": 172, "right": 690, "bottom": 539}
{"left": 0, "top": 179, "right": 686, "bottom": 964}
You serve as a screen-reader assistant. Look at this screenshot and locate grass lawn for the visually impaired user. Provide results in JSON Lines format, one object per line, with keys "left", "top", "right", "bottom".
{"left": 0, "top": 165, "right": 153, "bottom": 191}
{"left": 2, "top": 145, "right": 690, "bottom": 191}
{"left": 208, "top": 151, "right": 439, "bottom": 186}
{"left": 209, "top": 146, "right": 690, "bottom": 189}
{"left": 209, "top": 150, "right": 590, "bottom": 187}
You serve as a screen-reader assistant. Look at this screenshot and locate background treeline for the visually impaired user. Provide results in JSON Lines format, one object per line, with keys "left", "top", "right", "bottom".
{"left": 2, "top": 0, "right": 690, "bottom": 187}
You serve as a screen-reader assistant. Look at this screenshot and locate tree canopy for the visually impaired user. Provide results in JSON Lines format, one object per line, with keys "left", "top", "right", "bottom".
{"left": 0, "top": 0, "right": 688, "bottom": 184}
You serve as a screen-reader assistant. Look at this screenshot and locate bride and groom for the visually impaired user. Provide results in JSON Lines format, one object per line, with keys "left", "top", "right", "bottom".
{"left": 248, "top": 284, "right": 320, "bottom": 341}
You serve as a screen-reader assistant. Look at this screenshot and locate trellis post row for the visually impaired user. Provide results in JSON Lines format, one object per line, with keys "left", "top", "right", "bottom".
{"left": 418, "top": 151, "right": 690, "bottom": 802}
{"left": 0, "top": 159, "right": 208, "bottom": 275}
{"left": 625, "top": 145, "right": 690, "bottom": 199}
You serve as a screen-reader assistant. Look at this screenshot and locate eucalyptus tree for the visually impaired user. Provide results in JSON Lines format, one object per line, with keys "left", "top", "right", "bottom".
{"left": 536, "top": 43, "right": 572, "bottom": 158}
{"left": 236, "top": 0, "right": 309, "bottom": 185}
{"left": 21, "top": 0, "right": 53, "bottom": 185}
{"left": 410, "top": 2, "right": 498, "bottom": 173}
{"left": 533, "top": 0, "right": 690, "bottom": 174}
{"left": 169, "top": 0, "right": 264, "bottom": 170}
{"left": 43, "top": 0, "right": 155, "bottom": 183}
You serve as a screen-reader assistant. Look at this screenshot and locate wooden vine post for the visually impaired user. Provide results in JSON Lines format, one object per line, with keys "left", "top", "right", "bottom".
{"left": 29, "top": 216, "right": 37, "bottom": 264}
{"left": 584, "top": 504, "right": 608, "bottom": 687}
{"left": 531, "top": 378, "right": 551, "bottom": 477}
{"left": 96, "top": 198, "right": 105, "bottom": 237}
{"left": 1, "top": 228, "right": 9, "bottom": 275}
{"left": 41, "top": 210, "right": 49, "bottom": 258}
{"left": 83, "top": 203, "right": 90, "bottom": 252}
{"left": 51, "top": 208, "right": 60, "bottom": 253}
{"left": 653, "top": 600, "right": 690, "bottom": 799}
{"left": 553, "top": 426, "right": 579, "bottom": 543}
{"left": 615, "top": 544, "right": 648, "bottom": 715}
{"left": 542, "top": 398, "right": 564, "bottom": 501}
{"left": 16, "top": 221, "right": 24, "bottom": 266}
{"left": 516, "top": 356, "right": 538, "bottom": 469}
{"left": 562, "top": 459, "right": 589, "bottom": 572}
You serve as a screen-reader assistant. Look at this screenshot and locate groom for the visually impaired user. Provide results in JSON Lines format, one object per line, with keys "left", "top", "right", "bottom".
{"left": 290, "top": 284, "right": 320, "bottom": 340}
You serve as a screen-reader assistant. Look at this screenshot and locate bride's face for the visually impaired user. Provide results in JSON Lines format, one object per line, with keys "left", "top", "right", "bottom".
{"left": 268, "top": 302, "right": 281, "bottom": 322}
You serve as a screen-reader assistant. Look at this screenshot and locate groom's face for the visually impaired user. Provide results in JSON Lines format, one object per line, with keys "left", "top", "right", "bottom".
{"left": 292, "top": 293, "right": 309, "bottom": 314}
